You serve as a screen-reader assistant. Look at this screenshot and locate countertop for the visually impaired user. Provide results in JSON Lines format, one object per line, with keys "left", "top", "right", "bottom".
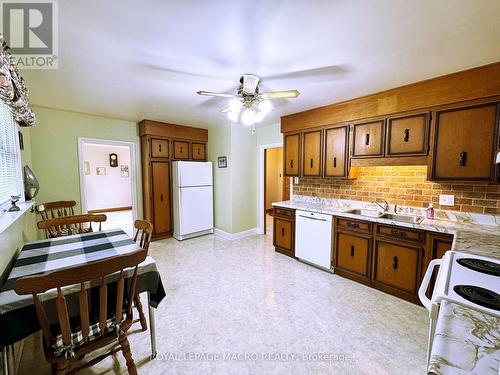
{"left": 272, "top": 197, "right": 500, "bottom": 260}
{"left": 427, "top": 300, "right": 500, "bottom": 375}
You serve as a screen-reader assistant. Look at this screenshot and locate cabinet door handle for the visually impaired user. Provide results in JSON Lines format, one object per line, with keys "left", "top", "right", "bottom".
{"left": 393, "top": 256, "right": 399, "bottom": 270}
{"left": 404, "top": 128, "right": 410, "bottom": 142}
{"left": 350, "top": 245, "right": 355, "bottom": 257}
{"left": 459, "top": 151, "right": 467, "bottom": 166}
{"left": 281, "top": 227, "right": 285, "bottom": 236}
{"left": 290, "top": 160, "right": 294, "bottom": 168}
{"left": 310, "top": 158, "right": 313, "bottom": 168}
{"left": 180, "top": 146, "right": 183, "bottom": 153}
{"left": 333, "top": 157, "right": 337, "bottom": 168}
{"left": 197, "top": 147, "right": 200, "bottom": 155}
{"left": 159, "top": 144, "right": 162, "bottom": 152}
{"left": 390, "top": 229, "right": 408, "bottom": 238}
{"left": 346, "top": 222, "right": 359, "bottom": 229}
{"left": 365, "top": 133, "right": 370, "bottom": 146}
{"left": 160, "top": 193, "right": 163, "bottom": 202}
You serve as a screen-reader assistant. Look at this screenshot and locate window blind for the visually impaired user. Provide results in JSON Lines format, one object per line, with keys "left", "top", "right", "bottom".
{"left": 0, "top": 100, "right": 21, "bottom": 205}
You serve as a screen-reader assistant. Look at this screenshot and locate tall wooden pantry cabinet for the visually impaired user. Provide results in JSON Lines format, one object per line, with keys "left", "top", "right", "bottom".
{"left": 139, "top": 120, "right": 208, "bottom": 240}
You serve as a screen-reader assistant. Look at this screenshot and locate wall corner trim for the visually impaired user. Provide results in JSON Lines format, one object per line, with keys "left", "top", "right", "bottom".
{"left": 214, "top": 227, "right": 259, "bottom": 240}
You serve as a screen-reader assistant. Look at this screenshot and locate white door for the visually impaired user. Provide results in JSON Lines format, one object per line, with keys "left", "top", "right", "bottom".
{"left": 179, "top": 186, "right": 214, "bottom": 235}
{"left": 178, "top": 161, "right": 212, "bottom": 187}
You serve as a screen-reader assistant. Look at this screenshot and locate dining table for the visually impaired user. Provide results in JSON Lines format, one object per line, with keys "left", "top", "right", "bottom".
{"left": 0, "top": 228, "right": 166, "bottom": 375}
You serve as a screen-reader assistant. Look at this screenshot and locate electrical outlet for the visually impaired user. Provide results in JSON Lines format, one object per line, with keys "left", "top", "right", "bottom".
{"left": 439, "top": 194, "right": 455, "bottom": 206}
{"left": 294, "top": 177, "right": 299, "bottom": 184}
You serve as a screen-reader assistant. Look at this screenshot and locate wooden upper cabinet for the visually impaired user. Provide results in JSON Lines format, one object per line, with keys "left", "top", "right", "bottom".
{"left": 386, "top": 113, "right": 430, "bottom": 156}
{"left": 151, "top": 161, "right": 171, "bottom": 235}
{"left": 302, "top": 130, "right": 322, "bottom": 176}
{"left": 191, "top": 142, "right": 206, "bottom": 160}
{"left": 352, "top": 119, "right": 385, "bottom": 158}
{"left": 151, "top": 139, "right": 169, "bottom": 158}
{"left": 173, "top": 141, "right": 189, "bottom": 160}
{"left": 324, "top": 125, "right": 348, "bottom": 177}
{"left": 431, "top": 103, "right": 498, "bottom": 180}
{"left": 284, "top": 133, "right": 300, "bottom": 176}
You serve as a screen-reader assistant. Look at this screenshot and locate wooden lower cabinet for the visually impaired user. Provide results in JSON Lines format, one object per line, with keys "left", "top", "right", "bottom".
{"left": 273, "top": 207, "right": 295, "bottom": 258}
{"left": 332, "top": 219, "right": 432, "bottom": 304}
{"left": 151, "top": 162, "right": 171, "bottom": 237}
{"left": 372, "top": 239, "right": 421, "bottom": 303}
{"left": 335, "top": 231, "right": 371, "bottom": 281}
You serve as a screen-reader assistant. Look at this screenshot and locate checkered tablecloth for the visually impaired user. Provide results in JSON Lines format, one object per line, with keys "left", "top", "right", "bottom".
{"left": 0, "top": 229, "right": 165, "bottom": 346}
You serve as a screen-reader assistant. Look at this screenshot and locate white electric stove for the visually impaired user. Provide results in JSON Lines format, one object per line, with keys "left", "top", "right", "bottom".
{"left": 419, "top": 250, "right": 500, "bottom": 363}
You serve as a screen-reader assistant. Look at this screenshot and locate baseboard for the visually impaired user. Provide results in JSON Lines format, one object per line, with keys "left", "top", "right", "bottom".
{"left": 214, "top": 227, "right": 259, "bottom": 240}
{"left": 88, "top": 206, "right": 132, "bottom": 214}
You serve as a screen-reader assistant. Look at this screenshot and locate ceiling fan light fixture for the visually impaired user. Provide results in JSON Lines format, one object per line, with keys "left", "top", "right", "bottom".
{"left": 228, "top": 97, "right": 242, "bottom": 113}
{"left": 241, "top": 108, "right": 256, "bottom": 126}
{"left": 227, "top": 110, "right": 239, "bottom": 122}
{"left": 258, "top": 99, "right": 271, "bottom": 115}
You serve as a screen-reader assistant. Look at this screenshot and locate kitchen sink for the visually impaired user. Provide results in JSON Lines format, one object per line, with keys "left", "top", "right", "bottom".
{"left": 379, "top": 213, "right": 424, "bottom": 224}
{"left": 344, "top": 209, "right": 382, "bottom": 218}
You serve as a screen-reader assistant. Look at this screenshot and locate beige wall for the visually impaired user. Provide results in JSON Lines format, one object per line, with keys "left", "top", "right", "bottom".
{"left": 29, "top": 106, "right": 143, "bottom": 218}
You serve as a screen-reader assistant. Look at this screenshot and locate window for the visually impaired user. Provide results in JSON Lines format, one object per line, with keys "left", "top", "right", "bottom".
{"left": 0, "top": 100, "right": 22, "bottom": 206}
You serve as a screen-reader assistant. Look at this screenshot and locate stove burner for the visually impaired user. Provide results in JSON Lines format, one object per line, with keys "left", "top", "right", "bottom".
{"left": 454, "top": 285, "right": 500, "bottom": 311}
{"left": 457, "top": 258, "right": 500, "bottom": 277}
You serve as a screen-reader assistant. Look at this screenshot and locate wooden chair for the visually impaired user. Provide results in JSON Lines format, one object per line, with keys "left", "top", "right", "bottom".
{"left": 14, "top": 248, "right": 147, "bottom": 375}
{"left": 37, "top": 214, "right": 107, "bottom": 239}
{"left": 132, "top": 220, "right": 153, "bottom": 331}
{"left": 36, "top": 201, "right": 77, "bottom": 221}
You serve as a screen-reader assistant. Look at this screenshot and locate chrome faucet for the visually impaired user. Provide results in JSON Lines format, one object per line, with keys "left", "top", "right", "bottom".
{"left": 372, "top": 200, "right": 389, "bottom": 212}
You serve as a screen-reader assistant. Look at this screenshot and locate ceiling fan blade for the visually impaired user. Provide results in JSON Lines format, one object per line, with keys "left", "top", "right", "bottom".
{"left": 261, "top": 90, "right": 300, "bottom": 99}
{"left": 219, "top": 107, "right": 231, "bottom": 113}
{"left": 264, "top": 65, "right": 349, "bottom": 81}
{"left": 197, "top": 91, "right": 235, "bottom": 98}
{"left": 242, "top": 74, "right": 260, "bottom": 94}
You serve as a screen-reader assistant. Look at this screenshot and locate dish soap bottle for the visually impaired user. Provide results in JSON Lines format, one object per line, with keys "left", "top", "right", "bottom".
{"left": 426, "top": 203, "right": 434, "bottom": 220}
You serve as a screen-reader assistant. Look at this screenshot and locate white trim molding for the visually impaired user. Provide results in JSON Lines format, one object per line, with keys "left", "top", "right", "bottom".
{"left": 257, "top": 142, "right": 283, "bottom": 235}
{"left": 214, "top": 227, "right": 259, "bottom": 240}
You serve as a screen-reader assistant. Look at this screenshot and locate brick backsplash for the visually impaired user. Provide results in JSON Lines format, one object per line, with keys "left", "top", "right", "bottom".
{"left": 293, "top": 166, "right": 500, "bottom": 215}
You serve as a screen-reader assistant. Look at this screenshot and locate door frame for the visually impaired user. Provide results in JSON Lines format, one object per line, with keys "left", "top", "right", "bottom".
{"left": 77, "top": 137, "right": 138, "bottom": 222}
{"left": 258, "top": 142, "right": 283, "bottom": 235}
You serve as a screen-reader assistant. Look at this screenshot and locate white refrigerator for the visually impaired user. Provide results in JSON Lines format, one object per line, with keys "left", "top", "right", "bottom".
{"left": 172, "top": 161, "right": 214, "bottom": 240}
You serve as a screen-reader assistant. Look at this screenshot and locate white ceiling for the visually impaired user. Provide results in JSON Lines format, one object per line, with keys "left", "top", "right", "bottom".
{"left": 22, "top": 0, "right": 500, "bottom": 128}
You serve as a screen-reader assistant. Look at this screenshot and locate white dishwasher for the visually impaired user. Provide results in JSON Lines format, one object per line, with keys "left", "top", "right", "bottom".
{"left": 295, "top": 210, "right": 333, "bottom": 270}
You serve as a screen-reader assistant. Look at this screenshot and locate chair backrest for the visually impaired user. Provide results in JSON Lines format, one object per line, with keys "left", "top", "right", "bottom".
{"left": 133, "top": 220, "right": 153, "bottom": 250}
{"left": 14, "top": 248, "right": 148, "bottom": 351}
{"left": 37, "top": 214, "right": 107, "bottom": 239}
{"left": 36, "top": 200, "right": 77, "bottom": 221}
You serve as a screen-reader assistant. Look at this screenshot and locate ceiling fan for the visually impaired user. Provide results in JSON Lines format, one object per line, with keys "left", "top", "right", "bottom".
{"left": 196, "top": 74, "right": 300, "bottom": 128}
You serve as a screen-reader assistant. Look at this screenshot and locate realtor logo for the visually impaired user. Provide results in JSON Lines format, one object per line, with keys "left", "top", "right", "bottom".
{"left": 1, "top": 0, "right": 58, "bottom": 68}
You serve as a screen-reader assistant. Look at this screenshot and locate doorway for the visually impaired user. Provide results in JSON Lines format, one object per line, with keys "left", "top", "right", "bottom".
{"left": 258, "top": 143, "right": 289, "bottom": 236}
{"left": 77, "top": 137, "right": 137, "bottom": 236}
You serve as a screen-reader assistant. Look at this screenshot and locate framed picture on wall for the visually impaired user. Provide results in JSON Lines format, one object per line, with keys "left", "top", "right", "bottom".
{"left": 96, "top": 167, "right": 106, "bottom": 175}
{"left": 217, "top": 156, "right": 227, "bottom": 168}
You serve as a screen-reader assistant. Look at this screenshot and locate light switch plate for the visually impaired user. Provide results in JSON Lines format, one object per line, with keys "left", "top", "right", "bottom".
{"left": 439, "top": 194, "right": 455, "bottom": 206}
{"left": 294, "top": 177, "right": 299, "bottom": 184}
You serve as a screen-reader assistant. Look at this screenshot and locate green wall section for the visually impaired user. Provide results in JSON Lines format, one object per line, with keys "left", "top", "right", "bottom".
{"left": 208, "top": 123, "right": 232, "bottom": 233}
{"left": 230, "top": 126, "right": 257, "bottom": 233}
{"left": 29, "top": 107, "right": 143, "bottom": 218}
{"left": 208, "top": 122, "right": 280, "bottom": 234}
